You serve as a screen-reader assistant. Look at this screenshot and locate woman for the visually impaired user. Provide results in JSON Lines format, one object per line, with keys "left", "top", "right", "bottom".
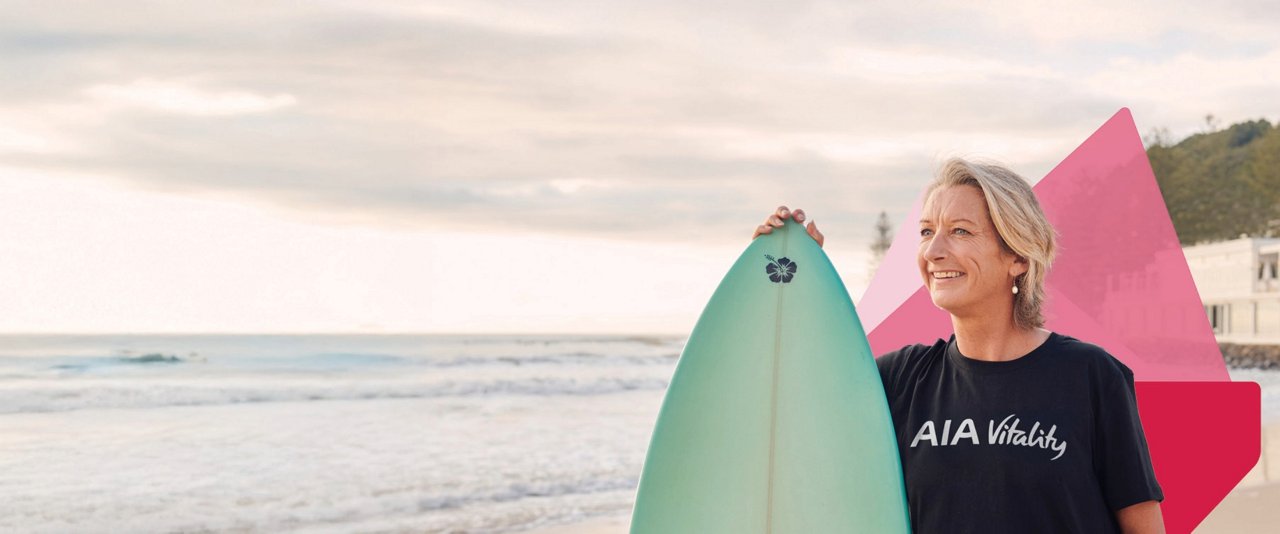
{"left": 752, "top": 158, "right": 1165, "bottom": 533}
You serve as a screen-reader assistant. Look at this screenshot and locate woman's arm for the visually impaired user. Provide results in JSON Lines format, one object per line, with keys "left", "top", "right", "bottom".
{"left": 1115, "top": 500, "right": 1164, "bottom": 534}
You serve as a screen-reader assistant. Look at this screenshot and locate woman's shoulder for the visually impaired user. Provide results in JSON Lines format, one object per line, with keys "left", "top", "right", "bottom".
{"left": 876, "top": 338, "right": 948, "bottom": 362}
{"left": 875, "top": 337, "right": 950, "bottom": 374}
{"left": 1052, "top": 332, "right": 1136, "bottom": 383}
{"left": 875, "top": 339, "right": 947, "bottom": 397}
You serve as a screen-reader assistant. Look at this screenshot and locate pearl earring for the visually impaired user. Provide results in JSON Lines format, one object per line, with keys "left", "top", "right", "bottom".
{"left": 1012, "top": 284, "right": 1019, "bottom": 295}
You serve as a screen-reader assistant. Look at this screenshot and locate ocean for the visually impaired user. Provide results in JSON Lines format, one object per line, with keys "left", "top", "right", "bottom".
{"left": 0, "top": 335, "right": 681, "bottom": 533}
{"left": 0, "top": 334, "right": 1275, "bottom": 533}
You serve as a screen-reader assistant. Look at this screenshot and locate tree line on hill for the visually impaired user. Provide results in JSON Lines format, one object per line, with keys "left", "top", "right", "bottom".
{"left": 1146, "top": 116, "right": 1280, "bottom": 245}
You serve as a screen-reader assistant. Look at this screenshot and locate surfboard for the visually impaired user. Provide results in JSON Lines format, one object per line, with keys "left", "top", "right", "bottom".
{"left": 629, "top": 217, "right": 911, "bottom": 533}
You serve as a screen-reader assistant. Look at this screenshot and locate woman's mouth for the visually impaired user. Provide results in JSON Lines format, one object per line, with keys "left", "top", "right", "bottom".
{"left": 932, "top": 271, "right": 966, "bottom": 283}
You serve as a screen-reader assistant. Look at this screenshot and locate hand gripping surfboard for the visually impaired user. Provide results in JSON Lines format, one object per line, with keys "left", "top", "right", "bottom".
{"left": 629, "top": 217, "right": 911, "bottom": 533}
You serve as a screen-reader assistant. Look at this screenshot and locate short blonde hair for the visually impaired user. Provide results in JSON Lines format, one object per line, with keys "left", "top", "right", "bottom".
{"left": 925, "top": 157, "right": 1058, "bottom": 330}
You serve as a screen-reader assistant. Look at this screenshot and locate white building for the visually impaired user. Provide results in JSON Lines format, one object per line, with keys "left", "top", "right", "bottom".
{"left": 1183, "top": 236, "right": 1280, "bottom": 344}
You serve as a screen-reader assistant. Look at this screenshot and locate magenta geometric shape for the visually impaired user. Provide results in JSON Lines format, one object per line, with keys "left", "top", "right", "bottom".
{"left": 1138, "top": 381, "right": 1260, "bottom": 533}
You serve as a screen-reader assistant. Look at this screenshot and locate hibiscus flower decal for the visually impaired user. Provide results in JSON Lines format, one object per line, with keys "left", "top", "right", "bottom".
{"left": 764, "top": 254, "right": 797, "bottom": 283}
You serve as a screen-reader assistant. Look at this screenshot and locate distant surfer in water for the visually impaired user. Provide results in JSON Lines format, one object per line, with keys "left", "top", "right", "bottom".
{"left": 753, "top": 157, "right": 1165, "bottom": 533}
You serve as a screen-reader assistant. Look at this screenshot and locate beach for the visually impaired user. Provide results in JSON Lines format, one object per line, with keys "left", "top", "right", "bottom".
{"left": 521, "top": 421, "right": 1280, "bottom": 534}
{"left": 518, "top": 485, "right": 1280, "bottom": 534}
{"left": 519, "top": 481, "right": 1280, "bottom": 534}
{"left": 1, "top": 334, "right": 1278, "bottom": 532}
{"left": 1199, "top": 480, "right": 1280, "bottom": 533}
{"left": 519, "top": 482, "right": 1280, "bottom": 534}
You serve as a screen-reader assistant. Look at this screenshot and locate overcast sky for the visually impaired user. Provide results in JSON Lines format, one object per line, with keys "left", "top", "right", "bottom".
{"left": 1, "top": 0, "right": 1277, "bottom": 334}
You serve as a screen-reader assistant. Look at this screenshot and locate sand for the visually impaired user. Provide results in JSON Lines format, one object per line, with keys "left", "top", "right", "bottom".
{"left": 521, "top": 477, "right": 1280, "bottom": 534}
{"left": 523, "top": 490, "right": 1280, "bottom": 534}
{"left": 1194, "top": 481, "right": 1279, "bottom": 533}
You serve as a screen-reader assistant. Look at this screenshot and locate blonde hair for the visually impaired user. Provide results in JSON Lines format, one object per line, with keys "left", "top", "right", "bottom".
{"left": 925, "top": 157, "right": 1058, "bottom": 330}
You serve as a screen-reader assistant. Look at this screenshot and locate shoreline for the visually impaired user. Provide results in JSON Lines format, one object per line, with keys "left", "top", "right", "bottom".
{"left": 1222, "top": 343, "right": 1280, "bottom": 370}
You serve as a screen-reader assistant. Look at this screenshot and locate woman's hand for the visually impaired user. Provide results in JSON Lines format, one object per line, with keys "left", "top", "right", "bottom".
{"left": 752, "top": 205, "right": 824, "bottom": 248}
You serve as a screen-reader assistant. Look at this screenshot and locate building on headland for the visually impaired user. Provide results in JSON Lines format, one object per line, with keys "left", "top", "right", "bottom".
{"left": 1183, "top": 236, "right": 1280, "bottom": 345}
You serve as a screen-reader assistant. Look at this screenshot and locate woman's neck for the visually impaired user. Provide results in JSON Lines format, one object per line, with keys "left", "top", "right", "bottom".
{"left": 951, "top": 318, "right": 1050, "bottom": 362}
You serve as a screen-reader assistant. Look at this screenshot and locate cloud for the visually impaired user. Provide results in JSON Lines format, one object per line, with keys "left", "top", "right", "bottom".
{"left": 0, "top": 0, "right": 1275, "bottom": 248}
{"left": 0, "top": 124, "right": 67, "bottom": 154}
{"left": 84, "top": 78, "right": 297, "bottom": 115}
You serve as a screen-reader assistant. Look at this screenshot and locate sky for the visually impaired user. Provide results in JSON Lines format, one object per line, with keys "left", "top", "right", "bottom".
{"left": 1, "top": 0, "right": 1277, "bottom": 334}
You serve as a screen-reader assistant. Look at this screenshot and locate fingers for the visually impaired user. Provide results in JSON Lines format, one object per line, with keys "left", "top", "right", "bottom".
{"left": 808, "top": 221, "right": 824, "bottom": 248}
{"left": 754, "top": 206, "right": 817, "bottom": 242}
{"left": 754, "top": 221, "right": 822, "bottom": 246}
{"left": 763, "top": 207, "right": 786, "bottom": 231}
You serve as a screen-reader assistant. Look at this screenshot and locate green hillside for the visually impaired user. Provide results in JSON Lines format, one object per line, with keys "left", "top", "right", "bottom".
{"left": 1147, "top": 118, "right": 1280, "bottom": 245}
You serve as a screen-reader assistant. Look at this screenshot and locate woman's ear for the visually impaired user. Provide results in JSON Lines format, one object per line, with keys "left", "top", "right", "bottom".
{"left": 1010, "top": 256, "right": 1029, "bottom": 278}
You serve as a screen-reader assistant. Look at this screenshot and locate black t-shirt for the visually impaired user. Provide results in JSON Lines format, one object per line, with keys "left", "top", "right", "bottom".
{"left": 875, "top": 331, "right": 1164, "bottom": 533}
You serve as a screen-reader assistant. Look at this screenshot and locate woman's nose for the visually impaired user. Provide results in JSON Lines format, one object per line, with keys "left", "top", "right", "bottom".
{"left": 923, "top": 233, "right": 948, "bottom": 260}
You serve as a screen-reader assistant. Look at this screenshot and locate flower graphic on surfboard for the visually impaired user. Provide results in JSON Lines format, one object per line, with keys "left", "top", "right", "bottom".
{"left": 764, "top": 254, "right": 797, "bottom": 283}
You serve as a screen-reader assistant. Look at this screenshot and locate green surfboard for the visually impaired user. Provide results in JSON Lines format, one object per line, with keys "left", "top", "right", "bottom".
{"left": 629, "top": 218, "right": 911, "bottom": 533}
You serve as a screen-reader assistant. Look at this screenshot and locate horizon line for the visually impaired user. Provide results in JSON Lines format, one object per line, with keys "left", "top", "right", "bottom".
{"left": 0, "top": 330, "right": 691, "bottom": 337}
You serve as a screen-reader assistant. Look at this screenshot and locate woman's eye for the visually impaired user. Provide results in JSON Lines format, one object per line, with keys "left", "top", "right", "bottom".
{"left": 920, "top": 228, "right": 966, "bottom": 237}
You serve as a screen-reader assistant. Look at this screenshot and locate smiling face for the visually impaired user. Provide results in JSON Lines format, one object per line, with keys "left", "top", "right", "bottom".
{"left": 918, "top": 184, "right": 1027, "bottom": 318}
